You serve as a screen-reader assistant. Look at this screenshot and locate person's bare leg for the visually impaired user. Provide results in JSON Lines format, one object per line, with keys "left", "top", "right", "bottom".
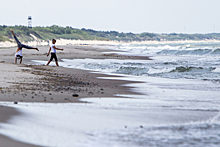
{"left": 15, "top": 57, "right": 17, "bottom": 64}
{"left": 20, "top": 58, "right": 22, "bottom": 64}
{"left": 46, "top": 60, "right": 51, "bottom": 66}
{"left": 23, "top": 46, "right": 39, "bottom": 51}
{"left": 10, "top": 29, "right": 15, "bottom": 36}
{"left": 55, "top": 61, "right": 59, "bottom": 66}
{"left": 31, "top": 47, "right": 39, "bottom": 51}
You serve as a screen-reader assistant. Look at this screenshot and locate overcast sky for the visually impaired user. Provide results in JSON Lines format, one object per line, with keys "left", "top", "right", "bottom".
{"left": 1, "top": 0, "right": 219, "bottom": 33}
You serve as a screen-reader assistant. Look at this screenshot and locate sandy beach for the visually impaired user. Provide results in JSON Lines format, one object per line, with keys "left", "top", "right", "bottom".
{"left": 0, "top": 43, "right": 151, "bottom": 146}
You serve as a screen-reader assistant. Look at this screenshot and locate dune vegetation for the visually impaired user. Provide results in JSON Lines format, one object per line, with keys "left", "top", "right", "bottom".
{"left": 1, "top": 25, "right": 220, "bottom": 42}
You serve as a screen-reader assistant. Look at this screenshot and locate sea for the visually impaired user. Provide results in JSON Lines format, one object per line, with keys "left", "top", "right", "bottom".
{"left": 63, "top": 42, "right": 220, "bottom": 83}
{"left": 1, "top": 42, "right": 220, "bottom": 147}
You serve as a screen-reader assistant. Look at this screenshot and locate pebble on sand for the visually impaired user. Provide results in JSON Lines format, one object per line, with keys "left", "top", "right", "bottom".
{"left": 72, "top": 94, "right": 79, "bottom": 97}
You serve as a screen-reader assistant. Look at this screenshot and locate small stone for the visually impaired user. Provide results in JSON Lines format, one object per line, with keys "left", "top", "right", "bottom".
{"left": 88, "top": 92, "right": 94, "bottom": 95}
{"left": 14, "top": 102, "right": 18, "bottom": 104}
{"left": 140, "top": 125, "right": 144, "bottom": 128}
{"left": 72, "top": 94, "right": 79, "bottom": 97}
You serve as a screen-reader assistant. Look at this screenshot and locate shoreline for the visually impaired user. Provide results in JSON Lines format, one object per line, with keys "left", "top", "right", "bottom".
{"left": 0, "top": 44, "right": 149, "bottom": 146}
{"left": 0, "top": 43, "right": 149, "bottom": 103}
{"left": 0, "top": 63, "right": 143, "bottom": 103}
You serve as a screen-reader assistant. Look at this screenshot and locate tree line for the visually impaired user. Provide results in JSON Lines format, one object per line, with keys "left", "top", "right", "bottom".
{"left": 0, "top": 25, "right": 220, "bottom": 42}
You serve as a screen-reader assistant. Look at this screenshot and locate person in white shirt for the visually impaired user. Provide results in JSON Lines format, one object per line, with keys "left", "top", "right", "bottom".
{"left": 46, "top": 39, "right": 64, "bottom": 66}
{"left": 10, "top": 29, "right": 39, "bottom": 64}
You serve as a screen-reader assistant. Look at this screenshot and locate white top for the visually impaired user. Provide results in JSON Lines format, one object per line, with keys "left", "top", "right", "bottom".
{"left": 50, "top": 44, "right": 56, "bottom": 53}
{"left": 15, "top": 50, "right": 22, "bottom": 57}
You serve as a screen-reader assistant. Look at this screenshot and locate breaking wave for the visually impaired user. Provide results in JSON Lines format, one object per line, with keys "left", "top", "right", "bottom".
{"left": 157, "top": 48, "right": 220, "bottom": 56}
{"left": 170, "top": 66, "right": 215, "bottom": 73}
{"left": 115, "top": 67, "right": 149, "bottom": 75}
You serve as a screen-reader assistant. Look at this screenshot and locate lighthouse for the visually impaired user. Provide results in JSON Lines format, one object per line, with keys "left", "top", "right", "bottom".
{"left": 28, "top": 16, "right": 32, "bottom": 28}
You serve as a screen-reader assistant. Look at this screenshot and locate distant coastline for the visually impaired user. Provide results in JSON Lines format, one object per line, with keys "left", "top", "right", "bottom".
{"left": 1, "top": 25, "right": 220, "bottom": 48}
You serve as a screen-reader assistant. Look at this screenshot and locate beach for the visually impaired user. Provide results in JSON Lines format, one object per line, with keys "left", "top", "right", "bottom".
{"left": 0, "top": 44, "right": 151, "bottom": 146}
{"left": 0, "top": 41, "right": 220, "bottom": 146}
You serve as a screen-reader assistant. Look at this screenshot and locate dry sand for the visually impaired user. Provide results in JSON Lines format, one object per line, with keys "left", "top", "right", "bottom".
{"left": 0, "top": 44, "right": 150, "bottom": 146}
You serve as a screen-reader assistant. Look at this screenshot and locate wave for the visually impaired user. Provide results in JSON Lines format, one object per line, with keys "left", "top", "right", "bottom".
{"left": 157, "top": 48, "right": 220, "bottom": 56}
{"left": 114, "top": 65, "right": 216, "bottom": 78}
{"left": 211, "top": 49, "right": 220, "bottom": 55}
{"left": 213, "top": 67, "right": 220, "bottom": 73}
{"left": 170, "top": 66, "right": 216, "bottom": 73}
{"left": 163, "top": 61, "right": 178, "bottom": 65}
{"left": 115, "top": 67, "right": 149, "bottom": 75}
{"left": 170, "top": 66, "right": 203, "bottom": 73}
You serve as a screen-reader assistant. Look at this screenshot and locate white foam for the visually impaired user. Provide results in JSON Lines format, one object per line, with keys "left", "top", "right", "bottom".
{"left": 98, "top": 75, "right": 220, "bottom": 110}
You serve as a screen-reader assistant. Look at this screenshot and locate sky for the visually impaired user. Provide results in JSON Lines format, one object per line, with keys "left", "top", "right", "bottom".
{"left": 1, "top": 0, "right": 220, "bottom": 34}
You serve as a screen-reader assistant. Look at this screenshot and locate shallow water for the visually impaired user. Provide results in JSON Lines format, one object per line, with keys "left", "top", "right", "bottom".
{"left": 87, "top": 122, "right": 220, "bottom": 147}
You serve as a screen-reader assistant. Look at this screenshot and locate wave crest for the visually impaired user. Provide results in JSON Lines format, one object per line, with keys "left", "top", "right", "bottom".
{"left": 157, "top": 48, "right": 220, "bottom": 56}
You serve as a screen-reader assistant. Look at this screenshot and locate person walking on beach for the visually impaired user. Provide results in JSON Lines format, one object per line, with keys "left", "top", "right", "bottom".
{"left": 10, "top": 29, "right": 39, "bottom": 64}
{"left": 46, "top": 39, "right": 64, "bottom": 66}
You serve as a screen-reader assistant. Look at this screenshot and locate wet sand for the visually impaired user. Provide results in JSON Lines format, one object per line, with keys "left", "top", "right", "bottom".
{"left": 0, "top": 106, "right": 41, "bottom": 147}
